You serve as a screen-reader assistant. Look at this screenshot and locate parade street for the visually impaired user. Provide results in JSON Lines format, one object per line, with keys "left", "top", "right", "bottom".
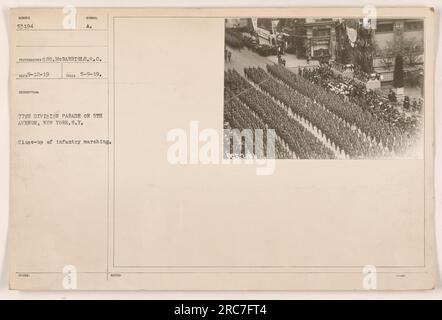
{"left": 225, "top": 45, "right": 319, "bottom": 76}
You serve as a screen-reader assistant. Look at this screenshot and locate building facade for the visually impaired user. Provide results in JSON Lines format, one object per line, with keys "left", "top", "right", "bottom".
{"left": 372, "top": 19, "right": 424, "bottom": 83}
{"left": 303, "top": 18, "right": 337, "bottom": 60}
{"left": 279, "top": 18, "right": 338, "bottom": 60}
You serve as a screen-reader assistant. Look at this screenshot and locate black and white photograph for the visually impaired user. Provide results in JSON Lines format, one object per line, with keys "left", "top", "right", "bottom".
{"left": 2, "top": 4, "right": 438, "bottom": 298}
{"left": 224, "top": 18, "right": 424, "bottom": 159}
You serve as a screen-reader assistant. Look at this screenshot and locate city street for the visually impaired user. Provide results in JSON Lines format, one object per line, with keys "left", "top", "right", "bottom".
{"left": 224, "top": 46, "right": 270, "bottom": 75}
{"left": 225, "top": 45, "right": 319, "bottom": 76}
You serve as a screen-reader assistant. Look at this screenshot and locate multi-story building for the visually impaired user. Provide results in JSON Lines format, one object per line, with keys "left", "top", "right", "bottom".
{"left": 374, "top": 19, "right": 423, "bottom": 51}
{"left": 372, "top": 19, "right": 424, "bottom": 83}
{"left": 279, "top": 18, "right": 338, "bottom": 60}
{"left": 224, "top": 18, "right": 423, "bottom": 88}
{"left": 303, "top": 18, "right": 337, "bottom": 60}
{"left": 226, "top": 18, "right": 338, "bottom": 61}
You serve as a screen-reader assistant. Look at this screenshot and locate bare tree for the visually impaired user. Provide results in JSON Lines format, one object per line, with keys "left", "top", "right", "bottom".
{"left": 401, "top": 37, "right": 423, "bottom": 66}
{"left": 376, "top": 41, "right": 395, "bottom": 70}
{"left": 376, "top": 37, "right": 423, "bottom": 69}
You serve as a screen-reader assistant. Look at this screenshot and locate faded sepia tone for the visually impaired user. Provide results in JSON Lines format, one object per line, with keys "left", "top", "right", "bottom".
{"left": 9, "top": 7, "right": 435, "bottom": 290}
{"left": 224, "top": 18, "right": 424, "bottom": 160}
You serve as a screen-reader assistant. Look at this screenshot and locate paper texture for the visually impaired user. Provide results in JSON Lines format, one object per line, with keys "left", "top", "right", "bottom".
{"left": 9, "top": 7, "right": 435, "bottom": 290}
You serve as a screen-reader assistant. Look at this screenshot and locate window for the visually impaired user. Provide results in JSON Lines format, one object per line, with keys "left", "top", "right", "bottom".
{"left": 404, "top": 21, "right": 423, "bottom": 31}
{"left": 257, "top": 18, "right": 273, "bottom": 32}
{"left": 376, "top": 23, "right": 394, "bottom": 33}
{"left": 313, "top": 28, "right": 330, "bottom": 37}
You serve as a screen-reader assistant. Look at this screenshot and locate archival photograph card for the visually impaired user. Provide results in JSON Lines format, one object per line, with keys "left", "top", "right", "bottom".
{"left": 8, "top": 7, "right": 436, "bottom": 290}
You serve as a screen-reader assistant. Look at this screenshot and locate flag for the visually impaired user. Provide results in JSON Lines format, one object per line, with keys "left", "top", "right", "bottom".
{"left": 271, "top": 20, "right": 280, "bottom": 35}
{"left": 251, "top": 18, "right": 258, "bottom": 31}
{"left": 346, "top": 27, "right": 357, "bottom": 47}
